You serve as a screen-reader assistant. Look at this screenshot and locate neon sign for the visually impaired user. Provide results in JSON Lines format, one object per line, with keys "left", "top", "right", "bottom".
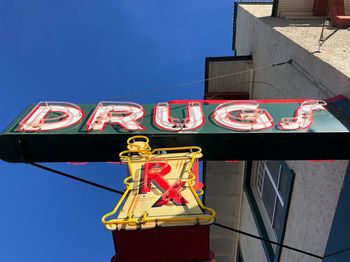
{"left": 213, "top": 101, "right": 274, "bottom": 131}
{"left": 278, "top": 100, "right": 327, "bottom": 130}
{"left": 141, "top": 160, "right": 189, "bottom": 207}
{"left": 19, "top": 102, "right": 84, "bottom": 132}
{"left": 86, "top": 102, "right": 145, "bottom": 131}
{"left": 104, "top": 136, "right": 215, "bottom": 262}
{"left": 1, "top": 98, "right": 349, "bottom": 162}
{"left": 101, "top": 136, "right": 215, "bottom": 230}
{"left": 17, "top": 99, "right": 326, "bottom": 132}
{"left": 154, "top": 102, "right": 204, "bottom": 131}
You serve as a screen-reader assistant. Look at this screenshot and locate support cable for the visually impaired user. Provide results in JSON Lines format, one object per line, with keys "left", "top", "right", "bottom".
{"left": 117, "top": 60, "right": 292, "bottom": 100}
{"left": 28, "top": 162, "right": 348, "bottom": 260}
{"left": 29, "top": 162, "right": 124, "bottom": 195}
{"left": 104, "top": 59, "right": 292, "bottom": 121}
{"left": 289, "top": 59, "right": 336, "bottom": 98}
{"left": 206, "top": 80, "right": 286, "bottom": 100}
{"left": 205, "top": 60, "right": 291, "bottom": 100}
{"left": 317, "top": 0, "right": 343, "bottom": 52}
{"left": 214, "top": 222, "right": 323, "bottom": 260}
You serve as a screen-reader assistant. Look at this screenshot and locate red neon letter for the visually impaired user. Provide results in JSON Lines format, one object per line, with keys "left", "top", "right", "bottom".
{"left": 153, "top": 102, "right": 204, "bottom": 131}
{"left": 278, "top": 100, "right": 326, "bottom": 130}
{"left": 142, "top": 161, "right": 188, "bottom": 207}
{"left": 213, "top": 101, "right": 273, "bottom": 131}
{"left": 19, "top": 102, "right": 83, "bottom": 132}
{"left": 87, "top": 102, "right": 145, "bottom": 131}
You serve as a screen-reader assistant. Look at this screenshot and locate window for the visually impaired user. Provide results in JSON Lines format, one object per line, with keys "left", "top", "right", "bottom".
{"left": 255, "top": 161, "right": 291, "bottom": 239}
{"left": 244, "top": 160, "right": 294, "bottom": 261}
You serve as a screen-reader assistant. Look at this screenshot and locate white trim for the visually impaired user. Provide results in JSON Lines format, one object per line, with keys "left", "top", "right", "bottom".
{"left": 251, "top": 162, "right": 278, "bottom": 242}
{"left": 263, "top": 162, "right": 284, "bottom": 207}
{"left": 252, "top": 161, "right": 289, "bottom": 242}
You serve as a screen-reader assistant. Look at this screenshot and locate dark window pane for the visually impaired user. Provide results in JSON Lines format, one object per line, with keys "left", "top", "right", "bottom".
{"left": 266, "top": 161, "right": 280, "bottom": 184}
{"left": 262, "top": 174, "right": 276, "bottom": 223}
{"left": 273, "top": 201, "right": 283, "bottom": 238}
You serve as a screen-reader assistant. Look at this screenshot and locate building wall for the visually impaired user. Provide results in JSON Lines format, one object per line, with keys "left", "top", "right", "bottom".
{"left": 235, "top": 4, "right": 350, "bottom": 99}
{"left": 239, "top": 193, "right": 268, "bottom": 262}
{"left": 205, "top": 161, "right": 244, "bottom": 262}
{"left": 250, "top": 24, "right": 348, "bottom": 99}
{"left": 234, "top": 4, "right": 255, "bottom": 56}
{"left": 235, "top": 4, "right": 350, "bottom": 262}
{"left": 281, "top": 160, "right": 348, "bottom": 261}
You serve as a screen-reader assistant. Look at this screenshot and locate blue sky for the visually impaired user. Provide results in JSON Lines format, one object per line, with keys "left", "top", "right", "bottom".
{"left": 0, "top": 1, "right": 233, "bottom": 261}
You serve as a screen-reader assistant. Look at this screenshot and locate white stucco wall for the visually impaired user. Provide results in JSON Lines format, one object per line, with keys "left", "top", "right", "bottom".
{"left": 206, "top": 161, "right": 244, "bottom": 262}
{"left": 234, "top": 4, "right": 350, "bottom": 262}
{"left": 281, "top": 161, "right": 348, "bottom": 261}
{"left": 239, "top": 193, "right": 268, "bottom": 262}
{"left": 235, "top": 4, "right": 350, "bottom": 99}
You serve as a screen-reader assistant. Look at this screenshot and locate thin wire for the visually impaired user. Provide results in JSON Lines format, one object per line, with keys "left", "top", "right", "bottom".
{"left": 207, "top": 59, "right": 292, "bottom": 100}
{"left": 27, "top": 162, "right": 347, "bottom": 260}
{"left": 138, "top": 80, "right": 285, "bottom": 122}
{"left": 207, "top": 80, "right": 286, "bottom": 100}
{"left": 215, "top": 222, "right": 350, "bottom": 259}
{"left": 117, "top": 61, "right": 291, "bottom": 100}
{"left": 317, "top": 0, "right": 342, "bottom": 51}
{"left": 122, "top": 58, "right": 332, "bottom": 104}
{"left": 289, "top": 59, "right": 336, "bottom": 98}
{"left": 29, "top": 162, "right": 124, "bottom": 195}
{"left": 318, "top": 0, "right": 332, "bottom": 44}
{"left": 22, "top": 59, "right": 338, "bottom": 259}
{"left": 214, "top": 222, "right": 323, "bottom": 260}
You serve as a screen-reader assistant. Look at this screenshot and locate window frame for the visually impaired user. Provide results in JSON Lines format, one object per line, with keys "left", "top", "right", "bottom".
{"left": 253, "top": 161, "right": 287, "bottom": 241}
{"left": 243, "top": 160, "right": 294, "bottom": 262}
